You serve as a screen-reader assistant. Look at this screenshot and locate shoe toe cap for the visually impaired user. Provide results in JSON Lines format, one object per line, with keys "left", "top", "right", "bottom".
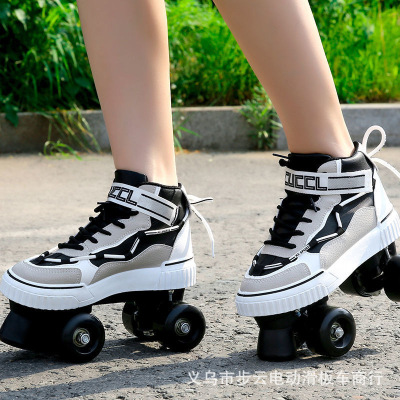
{"left": 9, "top": 260, "right": 82, "bottom": 286}
{"left": 240, "top": 263, "right": 311, "bottom": 293}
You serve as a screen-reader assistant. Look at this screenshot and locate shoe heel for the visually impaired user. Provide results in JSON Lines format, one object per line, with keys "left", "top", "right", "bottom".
{"left": 380, "top": 209, "right": 400, "bottom": 248}
{"left": 158, "top": 258, "right": 196, "bottom": 290}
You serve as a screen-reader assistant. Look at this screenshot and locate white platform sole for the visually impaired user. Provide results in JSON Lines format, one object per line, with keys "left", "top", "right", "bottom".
{"left": 0, "top": 258, "right": 196, "bottom": 310}
{"left": 236, "top": 209, "right": 400, "bottom": 317}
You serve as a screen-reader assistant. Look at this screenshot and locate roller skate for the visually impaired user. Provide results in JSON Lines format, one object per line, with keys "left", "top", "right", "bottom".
{"left": 236, "top": 125, "right": 400, "bottom": 361}
{"left": 0, "top": 170, "right": 213, "bottom": 362}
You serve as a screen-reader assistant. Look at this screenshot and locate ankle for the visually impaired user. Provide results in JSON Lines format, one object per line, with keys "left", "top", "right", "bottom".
{"left": 150, "top": 173, "right": 178, "bottom": 186}
{"left": 114, "top": 163, "right": 178, "bottom": 186}
{"left": 147, "top": 164, "right": 178, "bottom": 186}
{"left": 326, "top": 139, "right": 355, "bottom": 158}
{"left": 288, "top": 138, "right": 355, "bottom": 159}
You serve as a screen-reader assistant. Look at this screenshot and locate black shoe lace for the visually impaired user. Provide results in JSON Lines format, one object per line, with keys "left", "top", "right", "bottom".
{"left": 264, "top": 154, "right": 320, "bottom": 250}
{"left": 58, "top": 202, "right": 138, "bottom": 251}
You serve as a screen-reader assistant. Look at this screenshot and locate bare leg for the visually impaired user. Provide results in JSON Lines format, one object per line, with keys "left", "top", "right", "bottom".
{"left": 76, "top": 0, "right": 177, "bottom": 185}
{"left": 213, "top": 0, "right": 354, "bottom": 157}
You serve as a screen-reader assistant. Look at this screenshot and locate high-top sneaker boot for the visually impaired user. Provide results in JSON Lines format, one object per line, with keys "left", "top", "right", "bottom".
{"left": 0, "top": 170, "right": 213, "bottom": 362}
{"left": 236, "top": 126, "right": 400, "bottom": 318}
{"left": 0, "top": 170, "right": 213, "bottom": 310}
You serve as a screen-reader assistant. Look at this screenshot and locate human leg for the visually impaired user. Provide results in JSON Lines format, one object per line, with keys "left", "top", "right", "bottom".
{"left": 213, "top": 0, "right": 400, "bottom": 359}
{"left": 213, "top": 0, "right": 354, "bottom": 157}
{"left": 77, "top": 0, "right": 177, "bottom": 185}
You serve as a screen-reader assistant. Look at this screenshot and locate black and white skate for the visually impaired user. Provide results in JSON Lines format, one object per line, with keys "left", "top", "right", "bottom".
{"left": 236, "top": 126, "right": 400, "bottom": 316}
{"left": 0, "top": 170, "right": 213, "bottom": 361}
{"left": 236, "top": 125, "right": 400, "bottom": 360}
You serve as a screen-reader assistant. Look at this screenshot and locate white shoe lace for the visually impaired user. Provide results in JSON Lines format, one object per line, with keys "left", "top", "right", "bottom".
{"left": 184, "top": 192, "right": 215, "bottom": 257}
{"left": 360, "top": 125, "right": 400, "bottom": 180}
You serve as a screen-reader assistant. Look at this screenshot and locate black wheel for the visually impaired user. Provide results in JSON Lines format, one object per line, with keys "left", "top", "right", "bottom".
{"left": 339, "top": 244, "right": 396, "bottom": 297}
{"left": 306, "top": 306, "right": 356, "bottom": 357}
{"left": 340, "top": 273, "right": 372, "bottom": 296}
{"left": 60, "top": 313, "right": 105, "bottom": 363}
{"left": 122, "top": 302, "right": 157, "bottom": 341}
{"left": 157, "top": 304, "right": 206, "bottom": 352}
{"left": 384, "top": 255, "right": 400, "bottom": 302}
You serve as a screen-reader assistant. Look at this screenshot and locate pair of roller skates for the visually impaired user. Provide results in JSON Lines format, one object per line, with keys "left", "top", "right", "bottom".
{"left": 1, "top": 125, "right": 400, "bottom": 363}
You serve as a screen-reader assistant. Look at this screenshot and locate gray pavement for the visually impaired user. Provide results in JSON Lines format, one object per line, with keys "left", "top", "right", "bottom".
{"left": 1, "top": 151, "right": 400, "bottom": 399}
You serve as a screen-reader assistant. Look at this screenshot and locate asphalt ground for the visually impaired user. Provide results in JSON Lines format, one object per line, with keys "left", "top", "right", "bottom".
{"left": 1, "top": 150, "right": 400, "bottom": 399}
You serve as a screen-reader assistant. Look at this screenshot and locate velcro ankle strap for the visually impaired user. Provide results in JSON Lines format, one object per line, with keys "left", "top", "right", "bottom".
{"left": 284, "top": 168, "right": 373, "bottom": 195}
{"left": 107, "top": 183, "right": 178, "bottom": 225}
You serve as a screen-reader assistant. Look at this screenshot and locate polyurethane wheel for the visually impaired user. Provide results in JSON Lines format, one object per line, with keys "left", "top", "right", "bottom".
{"left": 339, "top": 243, "right": 396, "bottom": 297}
{"left": 122, "top": 301, "right": 157, "bottom": 341}
{"left": 157, "top": 303, "right": 206, "bottom": 352}
{"left": 339, "top": 271, "right": 373, "bottom": 296}
{"left": 60, "top": 313, "right": 105, "bottom": 363}
{"left": 306, "top": 306, "right": 356, "bottom": 357}
{"left": 384, "top": 255, "right": 400, "bottom": 302}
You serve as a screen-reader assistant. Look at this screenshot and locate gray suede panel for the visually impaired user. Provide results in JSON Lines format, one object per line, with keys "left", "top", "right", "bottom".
{"left": 90, "top": 244, "right": 172, "bottom": 284}
{"left": 320, "top": 206, "right": 377, "bottom": 270}
{"left": 12, "top": 262, "right": 82, "bottom": 284}
{"left": 240, "top": 263, "right": 310, "bottom": 292}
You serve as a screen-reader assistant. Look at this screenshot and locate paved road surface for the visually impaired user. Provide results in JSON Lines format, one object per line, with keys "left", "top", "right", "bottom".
{"left": 1, "top": 151, "right": 400, "bottom": 399}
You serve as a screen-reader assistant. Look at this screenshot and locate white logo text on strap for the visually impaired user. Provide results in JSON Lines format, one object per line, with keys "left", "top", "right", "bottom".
{"left": 284, "top": 168, "right": 373, "bottom": 195}
{"left": 107, "top": 183, "right": 178, "bottom": 225}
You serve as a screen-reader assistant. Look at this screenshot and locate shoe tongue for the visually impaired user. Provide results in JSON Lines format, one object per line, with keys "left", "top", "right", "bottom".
{"left": 114, "top": 170, "right": 148, "bottom": 186}
{"left": 287, "top": 153, "right": 333, "bottom": 172}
